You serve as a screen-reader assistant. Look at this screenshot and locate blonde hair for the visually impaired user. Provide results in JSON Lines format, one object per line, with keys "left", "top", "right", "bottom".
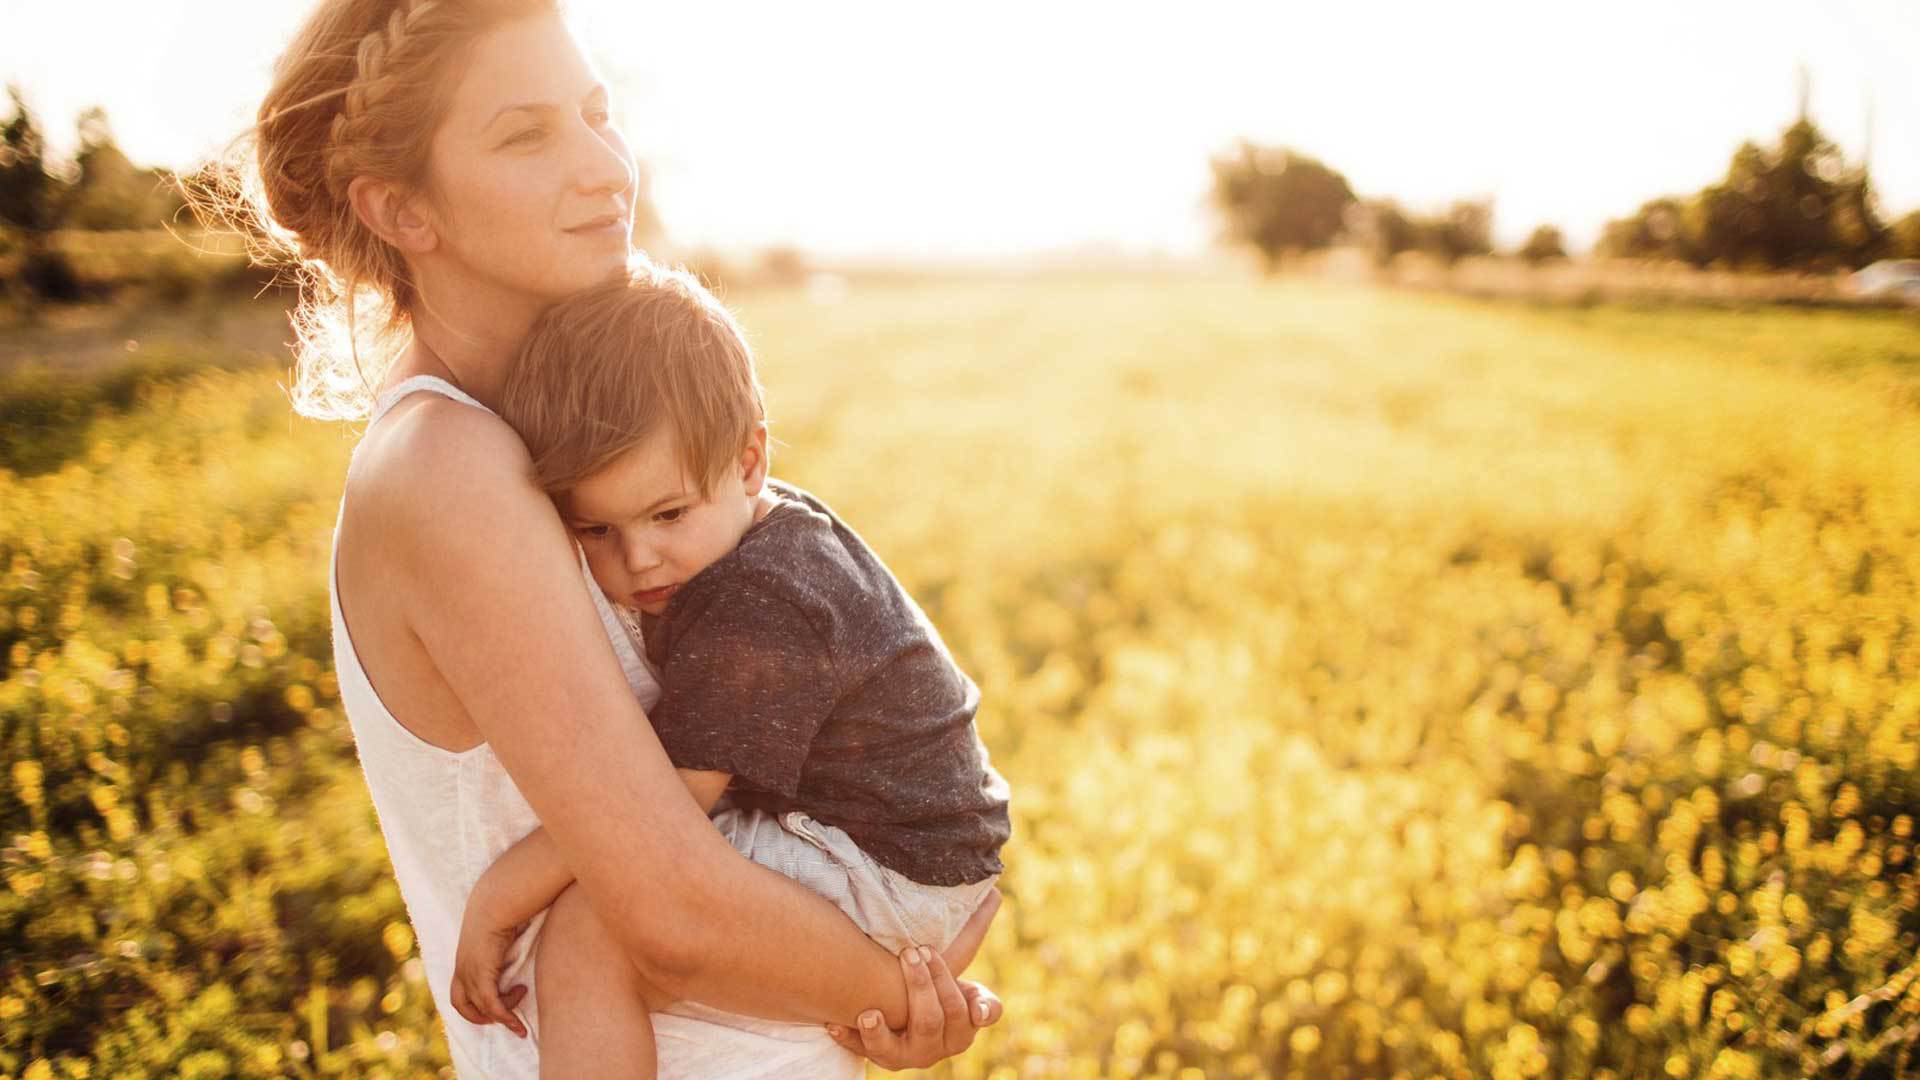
{"left": 499, "top": 260, "right": 766, "bottom": 496}
{"left": 192, "top": 0, "right": 556, "bottom": 420}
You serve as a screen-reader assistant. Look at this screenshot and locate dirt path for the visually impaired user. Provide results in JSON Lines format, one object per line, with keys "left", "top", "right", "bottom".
{"left": 0, "top": 297, "right": 294, "bottom": 377}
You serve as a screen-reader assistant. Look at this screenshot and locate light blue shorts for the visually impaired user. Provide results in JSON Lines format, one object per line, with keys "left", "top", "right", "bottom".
{"left": 710, "top": 803, "right": 999, "bottom": 954}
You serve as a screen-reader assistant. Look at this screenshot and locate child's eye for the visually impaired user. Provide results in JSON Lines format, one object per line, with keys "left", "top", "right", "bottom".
{"left": 585, "top": 108, "right": 611, "bottom": 128}
{"left": 654, "top": 507, "right": 685, "bottom": 524}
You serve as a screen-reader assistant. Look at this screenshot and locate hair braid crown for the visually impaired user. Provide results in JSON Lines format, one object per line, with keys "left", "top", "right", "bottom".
{"left": 325, "top": 0, "right": 439, "bottom": 199}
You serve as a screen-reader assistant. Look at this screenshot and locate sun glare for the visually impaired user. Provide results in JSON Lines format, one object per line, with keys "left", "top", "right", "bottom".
{"left": 1, "top": 0, "right": 1916, "bottom": 257}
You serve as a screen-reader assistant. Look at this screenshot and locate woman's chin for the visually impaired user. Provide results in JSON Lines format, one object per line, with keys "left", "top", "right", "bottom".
{"left": 529, "top": 253, "right": 633, "bottom": 300}
{"left": 583, "top": 246, "right": 637, "bottom": 283}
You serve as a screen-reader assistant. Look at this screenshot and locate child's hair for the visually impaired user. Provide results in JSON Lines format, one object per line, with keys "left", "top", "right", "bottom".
{"left": 499, "top": 260, "right": 766, "bottom": 496}
{"left": 191, "top": 0, "right": 557, "bottom": 420}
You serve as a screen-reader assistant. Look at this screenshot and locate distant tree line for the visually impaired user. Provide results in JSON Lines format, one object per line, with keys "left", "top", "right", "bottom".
{"left": 1212, "top": 99, "right": 1920, "bottom": 273}
{"left": 1209, "top": 141, "right": 1501, "bottom": 271}
{"left": 1595, "top": 111, "right": 1914, "bottom": 270}
{"left": 1, "top": 87, "right": 193, "bottom": 300}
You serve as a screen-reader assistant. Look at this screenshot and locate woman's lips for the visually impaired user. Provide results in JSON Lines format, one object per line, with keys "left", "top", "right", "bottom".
{"left": 564, "top": 216, "right": 629, "bottom": 240}
{"left": 633, "top": 584, "right": 678, "bottom": 608}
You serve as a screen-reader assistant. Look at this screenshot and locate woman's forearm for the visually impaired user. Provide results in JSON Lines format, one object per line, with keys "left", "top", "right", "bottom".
{"left": 606, "top": 822, "right": 910, "bottom": 1027}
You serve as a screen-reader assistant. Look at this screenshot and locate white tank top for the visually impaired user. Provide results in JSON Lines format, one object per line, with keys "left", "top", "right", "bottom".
{"left": 330, "top": 375, "right": 862, "bottom": 1079}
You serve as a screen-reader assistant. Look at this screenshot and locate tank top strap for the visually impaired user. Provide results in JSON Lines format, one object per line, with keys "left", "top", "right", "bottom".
{"left": 370, "top": 374, "right": 495, "bottom": 428}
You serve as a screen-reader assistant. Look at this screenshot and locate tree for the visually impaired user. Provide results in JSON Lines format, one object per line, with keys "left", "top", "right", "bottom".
{"left": 1426, "top": 198, "right": 1494, "bottom": 265}
{"left": 1598, "top": 101, "right": 1887, "bottom": 271}
{"left": 1345, "top": 199, "right": 1419, "bottom": 267}
{"left": 66, "top": 107, "right": 183, "bottom": 230}
{"left": 0, "top": 85, "right": 63, "bottom": 237}
{"left": 1518, "top": 225, "right": 1567, "bottom": 264}
{"left": 1209, "top": 141, "right": 1355, "bottom": 269}
{"left": 1597, "top": 197, "right": 1696, "bottom": 263}
{"left": 1890, "top": 211, "right": 1920, "bottom": 260}
{"left": 758, "top": 246, "right": 807, "bottom": 286}
{"left": 0, "top": 85, "right": 81, "bottom": 300}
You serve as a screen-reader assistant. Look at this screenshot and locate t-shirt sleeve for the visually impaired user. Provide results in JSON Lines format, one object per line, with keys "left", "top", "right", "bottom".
{"left": 646, "top": 581, "right": 836, "bottom": 797}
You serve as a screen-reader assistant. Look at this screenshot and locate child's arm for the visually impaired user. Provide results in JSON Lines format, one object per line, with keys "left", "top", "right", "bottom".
{"left": 676, "top": 768, "right": 732, "bottom": 815}
{"left": 449, "top": 768, "right": 734, "bottom": 1030}
{"left": 478, "top": 770, "right": 731, "bottom": 927}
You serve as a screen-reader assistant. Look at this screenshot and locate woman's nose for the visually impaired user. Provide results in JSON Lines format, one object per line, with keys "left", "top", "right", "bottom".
{"left": 572, "top": 122, "right": 636, "bottom": 200}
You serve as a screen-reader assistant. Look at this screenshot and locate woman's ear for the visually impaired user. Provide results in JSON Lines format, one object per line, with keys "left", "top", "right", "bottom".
{"left": 740, "top": 422, "right": 770, "bottom": 495}
{"left": 346, "top": 175, "right": 440, "bottom": 255}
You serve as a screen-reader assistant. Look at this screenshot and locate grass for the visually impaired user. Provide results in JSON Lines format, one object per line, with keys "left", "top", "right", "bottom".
{"left": 2, "top": 274, "right": 1918, "bottom": 1079}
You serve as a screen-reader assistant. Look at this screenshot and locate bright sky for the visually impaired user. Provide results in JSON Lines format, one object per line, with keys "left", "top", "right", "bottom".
{"left": 3, "top": 0, "right": 1917, "bottom": 258}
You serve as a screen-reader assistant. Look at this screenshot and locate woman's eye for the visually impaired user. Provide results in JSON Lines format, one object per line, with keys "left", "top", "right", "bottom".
{"left": 575, "top": 524, "right": 611, "bottom": 539}
{"left": 585, "top": 108, "right": 611, "bottom": 128}
{"left": 506, "top": 127, "right": 546, "bottom": 147}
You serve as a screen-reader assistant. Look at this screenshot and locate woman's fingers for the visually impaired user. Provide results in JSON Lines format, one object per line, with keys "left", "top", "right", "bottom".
{"left": 847, "top": 946, "right": 944, "bottom": 1068}
{"left": 922, "top": 947, "right": 975, "bottom": 1054}
{"left": 831, "top": 945, "right": 998, "bottom": 1069}
{"left": 907, "top": 947, "right": 947, "bottom": 1045}
{"left": 825, "top": 1021, "right": 863, "bottom": 1056}
{"left": 939, "top": 888, "right": 1001, "bottom": 976}
{"left": 852, "top": 1002, "right": 906, "bottom": 1065}
{"left": 960, "top": 980, "right": 1003, "bottom": 1028}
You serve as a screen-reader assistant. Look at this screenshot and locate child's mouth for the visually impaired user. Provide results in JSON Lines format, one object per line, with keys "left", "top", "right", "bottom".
{"left": 633, "top": 584, "right": 679, "bottom": 608}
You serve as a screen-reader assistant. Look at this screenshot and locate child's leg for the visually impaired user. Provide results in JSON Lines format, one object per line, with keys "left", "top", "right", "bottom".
{"left": 534, "top": 883, "right": 675, "bottom": 1080}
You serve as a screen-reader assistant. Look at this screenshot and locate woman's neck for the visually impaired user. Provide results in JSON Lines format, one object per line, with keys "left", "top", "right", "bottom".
{"left": 384, "top": 270, "right": 547, "bottom": 412}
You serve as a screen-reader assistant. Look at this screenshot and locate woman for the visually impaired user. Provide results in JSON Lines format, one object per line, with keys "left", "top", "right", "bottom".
{"left": 232, "top": 1, "right": 1004, "bottom": 1075}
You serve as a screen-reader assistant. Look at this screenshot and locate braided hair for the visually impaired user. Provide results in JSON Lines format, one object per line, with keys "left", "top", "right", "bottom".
{"left": 199, "top": 0, "right": 555, "bottom": 420}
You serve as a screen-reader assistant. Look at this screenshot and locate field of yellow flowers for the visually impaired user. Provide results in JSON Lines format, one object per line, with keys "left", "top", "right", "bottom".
{"left": 3, "top": 275, "right": 1919, "bottom": 1079}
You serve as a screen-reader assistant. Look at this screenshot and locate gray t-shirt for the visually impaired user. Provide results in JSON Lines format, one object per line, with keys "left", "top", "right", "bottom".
{"left": 640, "top": 480, "right": 1010, "bottom": 886}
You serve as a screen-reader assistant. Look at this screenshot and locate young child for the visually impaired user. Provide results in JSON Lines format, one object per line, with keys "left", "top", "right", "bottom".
{"left": 450, "top": 260, "right": 1012, "bottom": 1066}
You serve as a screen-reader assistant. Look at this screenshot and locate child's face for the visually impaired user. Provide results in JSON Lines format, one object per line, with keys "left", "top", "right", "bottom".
{"left": 561, "top": 424, "right": 769, "bottom": 616}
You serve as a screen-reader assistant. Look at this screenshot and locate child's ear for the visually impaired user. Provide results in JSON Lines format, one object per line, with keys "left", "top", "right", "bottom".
{"left": 740, "top": 422, "right": 770, "bottom": 495}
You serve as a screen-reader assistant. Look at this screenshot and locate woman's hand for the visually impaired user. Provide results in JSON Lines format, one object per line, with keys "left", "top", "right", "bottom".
{"left": 825, "top": 947, "right": 1005, "bottom": 1068}
{"left": 825, "top": 888, "right": 1005, "bottom": 1069}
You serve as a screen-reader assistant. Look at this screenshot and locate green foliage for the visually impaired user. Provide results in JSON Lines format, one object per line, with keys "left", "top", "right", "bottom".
{"left": 66, "top": 108, "right": 186, "bottom": 233}
{"left": 0, "top": 87, "right": 85, "bottom": 305}
{"left": 1347, "top": 199, "right": 1421, "bottom": 267}
{"left": 1426, "top": 199, "right": 1495, "bottom": 265}
{"left": 1598, "top": 198, "right": 1696, "bottom": 264}
{"left": 1599, "top": 114, "right": 1888, "bottom": 271}
{"left": 1210, "top": 142, "right": 1356, "bottom": 268}
{"left": 1347, "top": 198, "right": 1497, "bottom": 267}
{"left": 1890, "top": 213, "right": 1920, "bottom": 261}
{"left": 0, "top": 86, "right": 61, "bottom": 239}
{"left": 4, "top": 280, "right": 1920, "bottom": 1078}
{"left": 1518, "top": 225, "right": 1568, "bottom": 264}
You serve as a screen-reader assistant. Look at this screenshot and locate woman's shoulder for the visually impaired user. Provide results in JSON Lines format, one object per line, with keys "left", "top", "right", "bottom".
{"left": 344, "top": 393, "right": 549, "bottom": 556}
{"left": 347, "top": 393, "right": 524, "bottom": 497}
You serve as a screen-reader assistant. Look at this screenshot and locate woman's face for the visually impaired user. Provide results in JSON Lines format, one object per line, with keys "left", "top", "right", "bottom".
{"left": 422, "top": 12, "right": 637, "bottom": 304}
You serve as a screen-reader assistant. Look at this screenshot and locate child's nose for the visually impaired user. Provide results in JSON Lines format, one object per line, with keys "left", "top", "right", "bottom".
{"left": 622, "top": 538, "right": 660, "bottom": 575}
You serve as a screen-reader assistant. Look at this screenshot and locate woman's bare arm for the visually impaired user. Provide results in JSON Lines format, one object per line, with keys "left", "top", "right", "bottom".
{"left": 365, "top": 402, "right": 916, "bottom": 1027}
{"left": 461, "top": 766, "right": 731, "bottom": 956}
